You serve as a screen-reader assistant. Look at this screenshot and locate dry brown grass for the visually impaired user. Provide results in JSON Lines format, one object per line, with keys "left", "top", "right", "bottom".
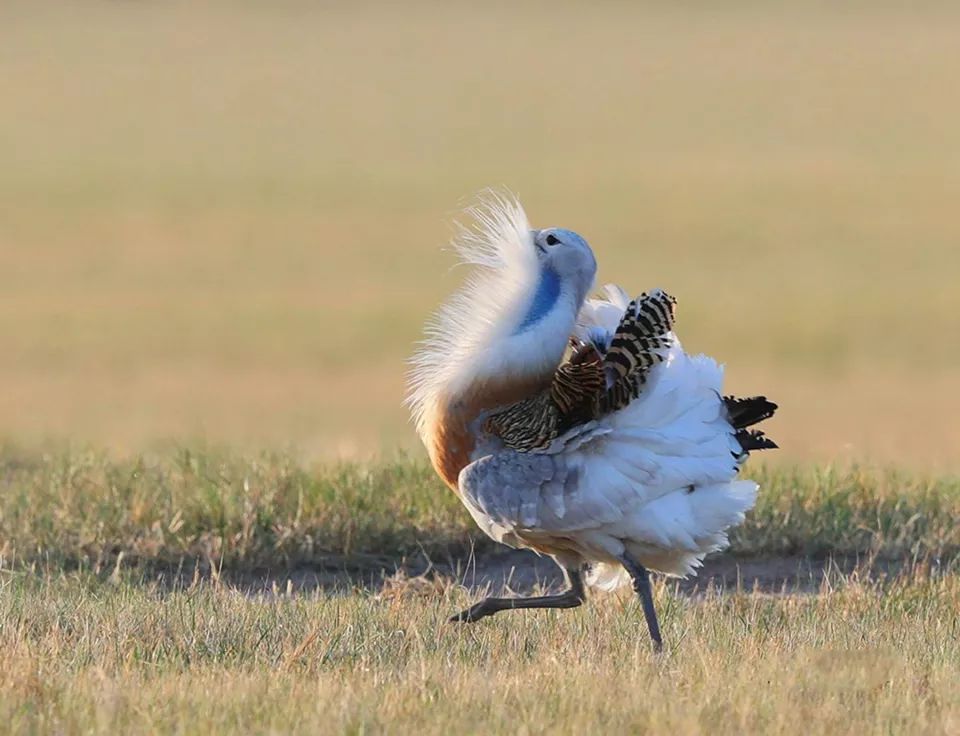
{"left": 3, "top": 568, "right": 960, "bottom": 734}
{"left": 0, "top": 1, "right": 958, "bottom": 466}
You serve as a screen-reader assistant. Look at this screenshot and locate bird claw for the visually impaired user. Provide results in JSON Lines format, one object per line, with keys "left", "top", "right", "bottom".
{"left": 448, "top": 601, "right": 493, "bottom": 623}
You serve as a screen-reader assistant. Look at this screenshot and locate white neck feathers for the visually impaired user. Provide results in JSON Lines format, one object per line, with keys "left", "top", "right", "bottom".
{"left": 406, "top": 194, "right": 577, "bottom": 440}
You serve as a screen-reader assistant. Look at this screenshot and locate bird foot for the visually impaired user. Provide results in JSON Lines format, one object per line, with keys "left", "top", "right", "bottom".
{"left": 448, "top": 600, "right": 496, "bottom": 623}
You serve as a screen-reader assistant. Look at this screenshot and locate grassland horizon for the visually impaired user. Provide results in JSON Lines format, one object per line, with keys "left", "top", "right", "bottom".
{"left": 2, "top": 1, "right": 959, "bottom": 468}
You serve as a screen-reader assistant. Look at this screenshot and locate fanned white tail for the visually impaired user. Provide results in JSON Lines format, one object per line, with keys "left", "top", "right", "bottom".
{"left": 569, "top": 286, "right": 759, "bottom": 583}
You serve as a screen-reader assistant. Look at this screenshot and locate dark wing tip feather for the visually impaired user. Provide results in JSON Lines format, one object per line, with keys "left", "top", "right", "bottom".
{"left": 724, "top": 395, "right": 778, "bottom": 429}
{"left": 735, "top": 428, "right": 779, "bottom": 452}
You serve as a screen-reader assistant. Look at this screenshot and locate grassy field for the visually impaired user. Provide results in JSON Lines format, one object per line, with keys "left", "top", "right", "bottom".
{"left": 2, "top": 2, "right": 959, "bottom": 733}
{"left": 2, "top": 451, "right": 959, "bottom": 733}
{"left": 4, "top": 568, "right": 960, "bottom": 734}
{"left": 1, "top": 449, "right": 959, "bottom": 574}
{"left": 0, "top": 447, "right": 955, "bottom": 732}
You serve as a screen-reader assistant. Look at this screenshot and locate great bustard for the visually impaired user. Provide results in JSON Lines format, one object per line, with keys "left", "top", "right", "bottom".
{"left": 407, "top": 194, "right": 777, "bottom": 650}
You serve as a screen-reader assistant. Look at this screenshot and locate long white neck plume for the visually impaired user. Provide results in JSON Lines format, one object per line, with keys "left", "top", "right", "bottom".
{"left": 407, "top": 194, "right": 579, "bottom": 439}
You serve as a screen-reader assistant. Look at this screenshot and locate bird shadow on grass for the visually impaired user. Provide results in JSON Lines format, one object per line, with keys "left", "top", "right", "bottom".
{"left": 132, "top": 548, "right": 946, "bottom": 601}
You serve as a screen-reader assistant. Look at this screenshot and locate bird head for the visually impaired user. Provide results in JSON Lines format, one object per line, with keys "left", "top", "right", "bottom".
{"left": 531, "top": 227, "right": 597, "bottom": 309}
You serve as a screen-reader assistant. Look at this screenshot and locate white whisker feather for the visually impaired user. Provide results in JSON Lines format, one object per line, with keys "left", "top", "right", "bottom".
{"left": 407, "top": 191, "right": 568, "bottom": 439}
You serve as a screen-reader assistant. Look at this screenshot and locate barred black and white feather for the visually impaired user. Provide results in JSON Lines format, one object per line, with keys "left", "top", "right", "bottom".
{"left": 484, "top": 290, "right": 678, "bottom": 451}
{"left": 600, "top": 289, "right": 677, "bottom": 413}
{"left": 483, "top": 341, "right": 604, "bottom": 450}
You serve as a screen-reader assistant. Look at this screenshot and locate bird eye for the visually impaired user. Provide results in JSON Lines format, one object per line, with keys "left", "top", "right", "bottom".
{"left": 545, "top": 234, "right": 560, "bottom": 246}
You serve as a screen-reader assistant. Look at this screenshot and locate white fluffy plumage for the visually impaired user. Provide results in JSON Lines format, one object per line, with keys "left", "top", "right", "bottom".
{"left": 408, "top": 193, "right": 774, "bottom": 641}
{"left": 571, "top": 294, "right": 758, "bottom": 588}
{"left": 406, "top": 193, "right": 581, "bottom": 440}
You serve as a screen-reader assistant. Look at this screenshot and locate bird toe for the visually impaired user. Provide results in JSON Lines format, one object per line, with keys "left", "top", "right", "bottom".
{"left": 448, "top": 601, "right": 492, "bottom": 623}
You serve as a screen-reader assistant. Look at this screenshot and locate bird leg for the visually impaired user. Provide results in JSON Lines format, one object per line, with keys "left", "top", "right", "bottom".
{"left": 619, "top": 553, "right": 663, "bottom": 652}
{"left": 449, "top": 567, "right": 585, "bottom": 623}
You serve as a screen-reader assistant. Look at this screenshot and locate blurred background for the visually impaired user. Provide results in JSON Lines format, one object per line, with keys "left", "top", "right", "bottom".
{"left": 1, "top": 1, "right": 957, "bottom": 468}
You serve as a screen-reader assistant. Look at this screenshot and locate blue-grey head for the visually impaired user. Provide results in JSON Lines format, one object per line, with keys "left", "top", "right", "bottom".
{"left": 533, "top": 227, "right": 597, "bottom": 303}
{"left": 514, "top": 228, "right": 597, "bottom": 334}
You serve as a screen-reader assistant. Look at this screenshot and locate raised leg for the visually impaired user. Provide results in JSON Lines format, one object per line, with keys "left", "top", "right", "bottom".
{"left": 619, "top": 553, "right": 663, "bottom": 652}
{"left": 449, "top": 565, "right": 585, "bottom": 623}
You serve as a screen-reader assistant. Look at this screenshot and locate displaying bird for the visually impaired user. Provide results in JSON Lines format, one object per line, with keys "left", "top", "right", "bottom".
{"left": 407, "top": 194, "right": 777, "bottom": 650}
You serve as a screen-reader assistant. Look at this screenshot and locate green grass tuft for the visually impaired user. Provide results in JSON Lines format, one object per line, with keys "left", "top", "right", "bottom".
{"left": 2, "top": 447, "right": 958, "bottom": 573}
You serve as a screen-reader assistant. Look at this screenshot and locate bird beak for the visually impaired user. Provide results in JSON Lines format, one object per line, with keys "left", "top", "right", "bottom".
{"left": 531, "top": 229, "right": 546, "bottom": 255}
